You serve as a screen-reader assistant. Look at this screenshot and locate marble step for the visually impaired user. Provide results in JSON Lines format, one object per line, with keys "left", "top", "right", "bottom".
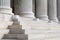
{"left": 2, "top": 35, "right": 60, "bottom": 40}
{"left": 28, "top": 34, "right": 60, "bottom": 39}
{"left": 25, "top": 29, "right": 60, "bottom": 34}
{"left": 3, "top": 34, "right": 28, "bottom": 39}
{"left": 8, "top": 25, "right": 22, "bottom": 29}
{"left": 9, "top": 29, "right": 25, "bottom": 34}
{"left": 1, "top": 39, "right": 28, "bottom": 40}
{"left": 28, "top": 38, "right": 60, "bottom": 40}
{"left": 41, "top": 37, "right": 60, "bottom": 40}
{"left": 1, "top": 39, "right": 17, "bottom": 40}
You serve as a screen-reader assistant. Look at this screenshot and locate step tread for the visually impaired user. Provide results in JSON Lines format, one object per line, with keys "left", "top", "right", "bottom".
{"left": 1, "top": 39, "right": 17, "bottom": 40}
{"left": 3, "top": 34, "right": 28, "bottom": 39}
{"left": 1, "top": 39, "right": 28, "bottom": 40}
{"left": 25, "top": 29, "right": 60, "bottom": 34}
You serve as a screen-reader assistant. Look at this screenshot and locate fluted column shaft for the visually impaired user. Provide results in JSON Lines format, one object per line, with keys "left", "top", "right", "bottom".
{"left": 36, "top": 0, "right": 48, "bottom": 20}
{"left": 48, "top": 0, "right": 58, "bottom": 22}
{"left": 0, "top": 0, "right": 10, "bottom": 7}
{"left": 0, "top": 0, "right": 13, "bottom": 21}
{"left": 19, "top": 0, "right": 34, "bottom": 18}
{"left": 0, "top": 0, "right": 12, "bottom": 13}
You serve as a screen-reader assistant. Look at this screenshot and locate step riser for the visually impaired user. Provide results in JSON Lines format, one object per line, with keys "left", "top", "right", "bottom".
{"left": 8, "top": 25, "right": 22, "bottom": 27}
{"left": 3, "top": 34, "right": 28, "bottom": 39}
{"left": 8, "top": 25, "right": 22, "bottom": 29}
{"left": 9, "top": 29, "right": 25, "bottom": 34}
{"left": 1, "top": 39, "right": 28, "bottom": 40}
{"left": 12, "top": 20, "right": 20, "bottom": 24}
{"left": 1, "top": 39, "right": 17, "bottom": 40}
{"left": 28, "top": 34, "right": 60, "bottom": 39}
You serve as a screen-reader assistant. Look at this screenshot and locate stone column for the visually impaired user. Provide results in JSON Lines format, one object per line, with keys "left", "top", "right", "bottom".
{"left": 19, "top": 0, "right": 34, "bottom": 18}
{"left": 0, "top": 0, "right": 14, "bottom": 21}
{"left": 48, "top": 0, "right": 58, "bottom": 22}
{"left": 57, "top": 0, "right": 60, "bottom": 22}
{"left": 36, "top": 0, "right": 48, "bottom": 20}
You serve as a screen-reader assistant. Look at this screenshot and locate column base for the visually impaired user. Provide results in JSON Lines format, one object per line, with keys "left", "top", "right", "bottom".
{"left": 19, "top": 12, "right": 35, "bottom": 18}
{"left": 48, "top": 19, "right": 59, "bottom": 23}
{"left": 33, "top": 18, "right": 40, "bottom": 21}
{"left": 0, "top": 6, "right": 14, "bottom": 21}
{"left": 0, "top": 6, "right": 12, "bottom": 13}
{"left": 36, "top": 15, "right": 48, "bottom": 21}
{"left": 0, "top": 13, "right": 14, "bottom": 21}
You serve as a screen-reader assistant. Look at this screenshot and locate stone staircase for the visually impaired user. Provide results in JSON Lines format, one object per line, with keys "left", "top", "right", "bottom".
{"left": 20, "top": 17, "right": 60, "bottom": 40}
{"left": 0, "top": 16, "right": 60, "bottom": 40}
{"left": 1, "top": 19, "right": 28, "bottom": 40}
